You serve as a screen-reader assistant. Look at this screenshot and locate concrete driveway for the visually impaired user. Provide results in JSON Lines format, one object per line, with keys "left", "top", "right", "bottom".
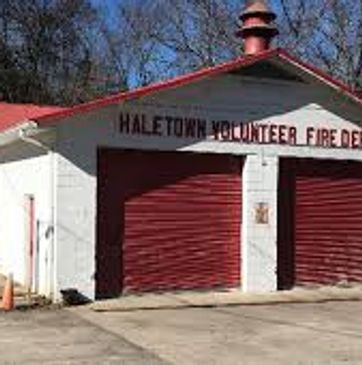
{"left": 0, "top": 309, "right": 168, "bottom": 364}
{"left": 76, "top": 301, "right": 362, "bottom": 365}
{"left": 0, "top": 301, "right": 361, "bottom": 364}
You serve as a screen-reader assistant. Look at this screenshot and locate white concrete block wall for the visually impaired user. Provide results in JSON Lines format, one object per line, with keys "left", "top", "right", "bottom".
{"left": 55, "top": 125, "right": 98, "bottom": 301}
{"left": 242, "top": 154, "right": 278, "bottom": 292}
{"left": 0, "top": 140, "right": 53, "bottom": 296}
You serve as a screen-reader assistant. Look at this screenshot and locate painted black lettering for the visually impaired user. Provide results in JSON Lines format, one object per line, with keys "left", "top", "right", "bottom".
{"left": 212, "top": 121, "right": 221, "bottom": 140}
{"left": 165, "top": 116, "right": 173, "bottom": 136}
{"left": 197, "top": 120, "right": 207, "bottom": 139}
{"left": 132, "top": 114, "right": 141, "bottom": 134}
{"left": 174, "top": 118, "right": 184, "bottom": 137}
{"left": 185, "top": 119, "right": 196, "bottom": 138}
{"left": 152, "top": 116, "right": 163, "bottom": 136}
{"left": 119, "top": 112, "right": 130, "bottom": 134}
{"left": 221, "top": 121, "right": 231, "bottom": 141}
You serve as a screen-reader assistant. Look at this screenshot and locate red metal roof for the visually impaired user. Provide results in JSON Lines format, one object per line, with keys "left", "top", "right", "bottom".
{"left": 0, "top": 102, "right": 64, "bottom": 132}
{"left": 1, "top": 48, "right": 360, "bottom": 132}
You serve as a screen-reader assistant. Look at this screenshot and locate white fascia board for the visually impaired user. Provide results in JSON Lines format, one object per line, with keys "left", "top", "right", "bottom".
{"left": 0, "top": 120, "right": 45, "bottom": 147}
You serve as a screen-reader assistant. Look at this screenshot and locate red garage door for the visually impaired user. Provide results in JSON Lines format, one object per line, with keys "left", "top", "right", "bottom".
{"left": 97, "top": 149, "right": 242, "bottom": 298}
{"left": 278, "top": 158, "right": 362, "bottom": 289}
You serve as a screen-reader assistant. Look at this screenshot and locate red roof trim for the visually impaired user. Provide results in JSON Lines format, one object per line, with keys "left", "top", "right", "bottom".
{"left": 25, "top": 48, "right": 362, "bottom": 126}
{"left": 0, "top": 103, "right": 65, "bottom": 133}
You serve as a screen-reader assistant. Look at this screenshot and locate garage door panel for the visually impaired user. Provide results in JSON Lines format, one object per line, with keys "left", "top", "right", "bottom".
{"left": 97, "top": 149, "right": 242, "bottom": 298}
{"left": 278, "top": 158, "right": 362, "bottom": 289}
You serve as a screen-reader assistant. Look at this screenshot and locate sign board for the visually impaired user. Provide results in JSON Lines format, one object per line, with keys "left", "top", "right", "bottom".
{"left": 118, "top": 112, "right": 362, "bottom": 150}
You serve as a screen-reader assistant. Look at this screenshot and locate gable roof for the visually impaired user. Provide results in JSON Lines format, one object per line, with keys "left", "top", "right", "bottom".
{"left": 0, "top": 48, "right": 361, "bottom": 133}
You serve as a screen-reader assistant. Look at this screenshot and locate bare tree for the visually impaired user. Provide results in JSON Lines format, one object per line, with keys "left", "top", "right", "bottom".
{"left": 105, "top": 0, "right": 361, "bottom": 91}
{"left": 153, "top": 0, "right": 240, "bottom": 72}
{"left": 0, "top": 0, "right": 360, "bottom": 105}
{"left": 278, "top": 0, "right": 362, "bottom": 90}
{"left": 0, "top": 0, "right": 108, "bottom": 105}
{"left": 98, "top": 0, "right": 170, "bottom": 89}
{"left": 99, "top": 0, "right": 241, "bottom": 89}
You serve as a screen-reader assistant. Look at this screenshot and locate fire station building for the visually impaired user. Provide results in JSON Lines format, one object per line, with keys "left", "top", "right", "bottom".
{"left": 0, "top": 1, "right": 361, "bottom": 301}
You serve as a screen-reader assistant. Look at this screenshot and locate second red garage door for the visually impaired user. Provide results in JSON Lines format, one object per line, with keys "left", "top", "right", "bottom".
{"left": 97, "top": 150, "right": 242, "bottom": 298}
{"left": 278, "top": 158, "right": 362, "bottom": 289}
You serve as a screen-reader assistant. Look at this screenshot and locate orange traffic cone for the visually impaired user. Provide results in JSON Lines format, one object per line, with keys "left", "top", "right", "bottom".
{"left": 1, "top": 273, "right": 14, "bottom": 311}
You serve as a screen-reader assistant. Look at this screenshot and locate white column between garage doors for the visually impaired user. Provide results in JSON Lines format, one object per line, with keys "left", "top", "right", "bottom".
{"left": 242, "top": 154, "right": 279, "bottom": 292}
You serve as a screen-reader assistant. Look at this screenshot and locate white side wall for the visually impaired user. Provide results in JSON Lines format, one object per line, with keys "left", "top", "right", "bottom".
{"left": 53, "top": 74, "right": 362, "bottom": 300}
{"left": 0, "top": 139, "right": 54, "bottom": 296}
{"left": 54, "top": 142, "right": 96, "bottom": 301}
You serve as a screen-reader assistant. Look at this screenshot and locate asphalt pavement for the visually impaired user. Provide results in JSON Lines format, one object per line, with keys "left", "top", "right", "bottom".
{"left": 0, "top": 301, "right": 361, "bottom": 364}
